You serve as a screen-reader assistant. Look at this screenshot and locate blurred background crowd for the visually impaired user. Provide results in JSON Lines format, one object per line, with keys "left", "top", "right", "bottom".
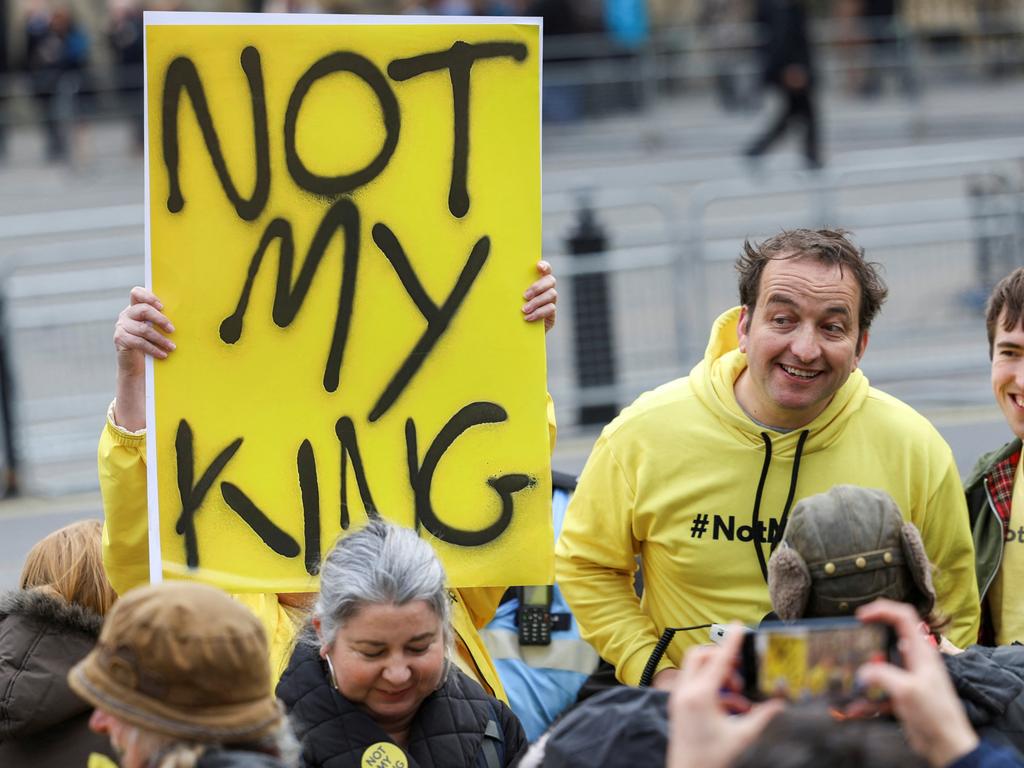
{"left": 1, "top": 0, "right": 1024, "bottom": 586}
{"left": 2, "top": 0, "right": 1022, "bottom": 160}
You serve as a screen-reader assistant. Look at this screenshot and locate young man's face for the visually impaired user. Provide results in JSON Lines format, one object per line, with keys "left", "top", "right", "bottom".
{"left": 735, "top": 255, "right": 868, "bottom": 430}
{"left": 991, "top": 308, "right": 1024, "bottom": 441}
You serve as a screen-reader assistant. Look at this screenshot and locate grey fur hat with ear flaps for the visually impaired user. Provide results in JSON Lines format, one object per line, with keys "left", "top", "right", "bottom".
{"left": 767, "top": 485, "right": 936, "bottom": 621}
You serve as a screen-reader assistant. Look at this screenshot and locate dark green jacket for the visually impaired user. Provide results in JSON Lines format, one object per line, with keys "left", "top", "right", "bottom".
{"left": 964, "top": 438, "right": 1021, "bottom": 644}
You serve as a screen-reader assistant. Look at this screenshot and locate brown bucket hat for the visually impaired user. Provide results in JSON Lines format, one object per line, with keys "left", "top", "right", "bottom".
{"left": 767, "top": 485, "right": 936, "bottom": 620}
{"left": 68, "top": 581, "right": 282, "bottom": 742}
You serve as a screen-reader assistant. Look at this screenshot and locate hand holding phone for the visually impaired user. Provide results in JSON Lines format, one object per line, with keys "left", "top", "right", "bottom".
{"left": 856, "top": 600, "right": 978, "bottom": 768}
{"left": 667, "top": 624, "right": 784, "bottom": 768}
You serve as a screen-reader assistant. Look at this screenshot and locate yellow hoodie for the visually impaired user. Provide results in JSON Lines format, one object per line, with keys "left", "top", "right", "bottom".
{"left": 555, "top": 308, "right": 980, "bottom": 685}
{"left": 96, "top": 397, "right": 560, "bottom": 699}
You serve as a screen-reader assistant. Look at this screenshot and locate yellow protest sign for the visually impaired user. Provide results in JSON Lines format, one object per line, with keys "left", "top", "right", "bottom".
{"left": 143, "top": 14, "right": 549, "bottom": 591}
{"left": 760, "top": 633, "right": 808, "bottom": 699}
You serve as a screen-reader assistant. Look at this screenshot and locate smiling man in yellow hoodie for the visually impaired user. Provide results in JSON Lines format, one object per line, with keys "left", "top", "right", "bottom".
{"left": 555, "top": 228, "right": 980, "bottom": 690}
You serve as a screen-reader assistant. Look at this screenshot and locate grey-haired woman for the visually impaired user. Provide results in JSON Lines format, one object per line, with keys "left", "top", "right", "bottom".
{"left": 276, "top": 520, "right": 526, "bottom": 768}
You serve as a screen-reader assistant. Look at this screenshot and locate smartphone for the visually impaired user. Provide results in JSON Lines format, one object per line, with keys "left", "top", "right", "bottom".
{"left": 740, "top": 617, "right": 898, "bottom": 704}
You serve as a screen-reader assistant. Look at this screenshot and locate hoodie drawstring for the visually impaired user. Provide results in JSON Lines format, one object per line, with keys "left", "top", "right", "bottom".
{"left": 775, "top": 430, "right": 810, "bottom": 555}
{"left": 750, "top": 433, "right": 773, "bottom": 582}
{"left": 751, "top": 430, "right": 810, "bottom": 582}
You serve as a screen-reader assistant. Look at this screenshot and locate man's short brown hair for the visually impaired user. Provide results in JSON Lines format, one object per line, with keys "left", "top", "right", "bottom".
{"left": 736, "top": 228, "right": 889, "bottom": 335}
{"left": 986, "top": 267, "right": 1024, "bottom": 358}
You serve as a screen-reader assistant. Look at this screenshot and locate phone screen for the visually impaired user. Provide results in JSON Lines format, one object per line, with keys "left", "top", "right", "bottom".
{"left": 741, "top": 618, "right": 896, "bottom": 704}
{"left": 521, "top": 586, "right": 551, "bottom": 607}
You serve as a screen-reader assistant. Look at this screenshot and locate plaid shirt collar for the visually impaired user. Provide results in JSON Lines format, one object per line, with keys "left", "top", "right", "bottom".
{"left": 987, "top": 450, "right": 1021, "bottom": 534}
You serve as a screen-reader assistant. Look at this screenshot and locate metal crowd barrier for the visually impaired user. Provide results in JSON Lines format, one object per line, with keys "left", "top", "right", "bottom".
{"left": 0, "top": 207, "right": 144, "bottom": 494}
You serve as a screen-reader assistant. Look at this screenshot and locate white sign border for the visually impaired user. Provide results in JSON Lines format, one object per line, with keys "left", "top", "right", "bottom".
{"left": 145, "top": 11, "right": 542, "bottom": 27}
{"left": 142, "top": 11, "right": 543, "bottom": 588}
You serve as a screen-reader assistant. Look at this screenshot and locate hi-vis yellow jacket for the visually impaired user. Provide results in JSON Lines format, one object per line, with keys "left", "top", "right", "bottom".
{"left": 556, "top": 307, "right": 980, "bottom": 685}
{"left": 98, "top": 396, "right": 556, "bottom": 700}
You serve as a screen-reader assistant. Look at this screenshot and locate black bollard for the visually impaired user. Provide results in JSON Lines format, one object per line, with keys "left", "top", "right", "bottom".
{"left": 568, "top": 199, "right": 618, "bottom": 426}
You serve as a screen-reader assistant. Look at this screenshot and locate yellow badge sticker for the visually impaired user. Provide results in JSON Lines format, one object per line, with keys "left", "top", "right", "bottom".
{"left": 88, "top": 754, "right": 120, "bottom": 768}
{"left": 362, "top": 742, "right": 408, "bottom": 768}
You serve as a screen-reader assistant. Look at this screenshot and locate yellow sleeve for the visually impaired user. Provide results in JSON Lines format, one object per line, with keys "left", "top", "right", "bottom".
{"left": 234, "top": 593, "right": 301, "bottom": 683}
{"left": 451, "top": 589, "right": 507, "bottom": 702}
{"left": 458, "top": 586, "right": 507, "bottom": 630}
{"left": 98, "top": 405, "right": 297, "bottom": 684}
{"left": 98, "top": 404, "right": 150, "bottom": 596}
{"left": 923, "top": 457, "right": 981, "bottom": 647}
{"left": 554, "top": 432, "right": 669, "bottom": 685}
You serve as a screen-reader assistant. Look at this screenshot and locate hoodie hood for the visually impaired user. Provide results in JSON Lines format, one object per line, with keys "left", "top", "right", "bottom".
{"left": 691, "top": 307, "right": 870, "bottom": 458}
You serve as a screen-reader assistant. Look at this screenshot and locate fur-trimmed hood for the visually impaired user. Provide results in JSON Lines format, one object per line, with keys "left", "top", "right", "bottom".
{"left": 0, "top": 588, "right": 104, "bottom": 637}
{"left": 0, "top": 588, "right": 105, "bottom": 739}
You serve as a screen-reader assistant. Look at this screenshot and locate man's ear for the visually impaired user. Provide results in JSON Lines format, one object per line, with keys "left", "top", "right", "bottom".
{"left": 738, "top": 305, "right": 751, "bottom": 353}
{"left": 854, "top": 330, "right": 869, "bottom": 364}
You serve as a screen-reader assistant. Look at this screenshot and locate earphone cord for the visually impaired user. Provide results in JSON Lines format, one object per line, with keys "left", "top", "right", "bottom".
{"left": 638, "top": 624, "right": 714, "bottom": 687}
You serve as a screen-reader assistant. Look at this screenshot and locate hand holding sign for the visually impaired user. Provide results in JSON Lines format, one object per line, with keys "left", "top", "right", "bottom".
{"left": 523, "top": 260, "right": 557, "bottom": 332}
{"left": 667, "top": 626, "right": 784, "bottom": 768}
{"left": 115, "top": 287, "right": 175, "bottom": 364}
{"left": 113, "top": 287, "right": 175, "bottom": 432}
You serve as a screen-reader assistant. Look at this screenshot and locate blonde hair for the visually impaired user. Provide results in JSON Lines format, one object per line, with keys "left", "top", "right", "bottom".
{"left": 19, "top": 519, "right": 117, "bottom": 616}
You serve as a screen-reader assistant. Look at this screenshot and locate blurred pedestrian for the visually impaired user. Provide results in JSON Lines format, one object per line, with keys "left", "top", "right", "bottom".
{"left": 605, "top": 0, "right": 649, "bottom": 49}
{"left": 262, "top": 0, "right": 324, "bottom": 13}
{"left": 858, "top": 0, "right": 904, "bottom": 98}
{"left": 0, "top": 1, "right": 11, "bottom": 161}
{"left": 527, "top": 0, "right": 586, "bottom": 122}
{"left": 699, "top": 0, "right": 756, "bottom": 112}
{"left": 398, "top": 0, "right": 475, "bottom": 13}
{"left": 69, "top": 581, "right": 298, "bottom": 768}
{"left": 24, "top": 3, "right": 89, "bottom": 162}
{"left": 0, "top": 520, "right": 118, "bottom": 767}
{"left": 107, "top": 0, "right": 144, "bottom": 151}
{"left": 743, "top": 0, "right": 821, "bottom": 169}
